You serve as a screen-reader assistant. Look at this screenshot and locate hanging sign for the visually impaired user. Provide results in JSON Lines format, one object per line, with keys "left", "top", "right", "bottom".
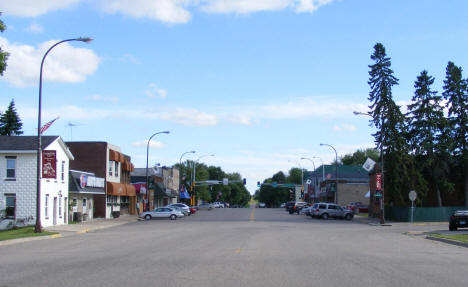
{"left": 376, "top": 173, "right": 382, "bottom": 191}
{"left": 42, "top": 150, "right": 57, "bottom": 179}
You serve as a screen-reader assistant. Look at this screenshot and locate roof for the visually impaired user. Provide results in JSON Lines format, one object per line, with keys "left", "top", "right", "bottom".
{"left": 304, "top": 165, "right": 369, "bottom": 180}
{"left": 0, "top": 136, "right": 58, "bottom": 151}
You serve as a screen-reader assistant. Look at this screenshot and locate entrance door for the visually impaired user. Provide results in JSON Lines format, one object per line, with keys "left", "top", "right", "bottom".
{"left": 64, "top": 197, "right": 68, "bottom": 223}
{"left": 53, "top": 197, "right": 57, "bottom": 225}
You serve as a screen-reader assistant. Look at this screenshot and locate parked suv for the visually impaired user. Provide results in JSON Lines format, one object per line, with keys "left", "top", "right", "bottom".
{"left": 311, "top": 202, "right": 353, "bottom": 220}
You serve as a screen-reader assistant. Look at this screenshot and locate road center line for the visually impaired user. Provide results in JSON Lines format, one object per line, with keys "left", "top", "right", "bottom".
{"left": 250, "top": 208, "right": 255, "bottom": 221}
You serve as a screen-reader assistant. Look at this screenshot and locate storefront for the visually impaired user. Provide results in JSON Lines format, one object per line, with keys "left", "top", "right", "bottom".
{"left": 69, "top": 170, "right": 105, "bottom": 222}
{"left": 106, "top": 181, "right": 136, "bottom": 218}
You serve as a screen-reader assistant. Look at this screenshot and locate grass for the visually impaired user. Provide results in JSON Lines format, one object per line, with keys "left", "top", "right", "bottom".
{"left": 0, "top": 226, "right": 58, "bottom": 241}
{"left": 357, "top": 212, "right": 368, "bottom": 217}
{"left": 429, "top": 233, "right": 468, "bottom": 243}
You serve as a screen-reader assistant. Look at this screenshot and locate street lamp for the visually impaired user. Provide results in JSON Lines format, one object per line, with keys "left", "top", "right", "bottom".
{"left": 288, "top": 159, "right": 304, "bottom": 200}
{"left": 300, "top": 157, "right": 315, "bottom": 203}
{"left": 192, "top": 154, "right": 215, "bottom": 205}
{"left": 35, "top": 37, "right": 92, "bottom": 233}
{"left": 179, "top": 151, "right": 196, "bottom": 202}
{"left": 354, "top": 110, "right": 385, "bottom": 224}
{"left": 145, "top": 131, "right": 170, "bottom": 211}
{"left": 320, "top": 143, "right": 338, "bottom": 205}
{"left": 312, "top": 156, "right": 325, "bottom": 181}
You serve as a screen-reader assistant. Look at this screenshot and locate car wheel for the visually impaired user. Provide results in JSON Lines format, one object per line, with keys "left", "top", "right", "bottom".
{"left": 449, "top": 225, "right": 457, "bottom": 231}
{"left": 170, "top": 214, "right": 177, "bottom": 220}
{"left": 145, "top": 214, "right": 152, "bottom": 220}
{"left": 321, "top": 213, "right": 329, "bottom": 220}
{"left": 345, "top": 214, "right": 353, "bottom": 221}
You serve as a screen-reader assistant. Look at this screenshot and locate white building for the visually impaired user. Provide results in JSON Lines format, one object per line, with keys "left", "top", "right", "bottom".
{"left": 0, "top": 136, "right": 74, "bottom": 228}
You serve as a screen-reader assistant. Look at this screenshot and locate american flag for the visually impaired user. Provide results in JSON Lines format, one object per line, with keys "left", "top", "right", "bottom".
{"left": 40, "top": 117, "right": 59, "bottom": 134}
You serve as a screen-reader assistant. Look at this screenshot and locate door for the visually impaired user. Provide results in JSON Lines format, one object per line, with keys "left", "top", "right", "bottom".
{"left": 64, "top": 197, "right": 68, "bottom": 223}
{"left": 53, "top": 197, "right": 57, "bottom": 225}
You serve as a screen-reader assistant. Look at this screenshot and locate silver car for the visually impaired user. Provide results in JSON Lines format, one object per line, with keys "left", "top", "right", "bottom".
{"left": 166, "top": 203, "right": 191, "bottom": 216}
{"left": 140, "top": 207, "right": 184, "bottom": 220}
{"left": 311, "top": 202, "right": 353, "bottom": 220}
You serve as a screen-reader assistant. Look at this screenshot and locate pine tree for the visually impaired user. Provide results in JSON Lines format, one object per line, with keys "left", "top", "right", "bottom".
{"left": 407, "top": 70, "right": 453, "bottom": 206}
{"left": 368, "top": 43, "right": 414, "bottom": 206}
{"left": 0, "top": 99, "right": 23, "bottom": 136}
{"left": 442, "top": 62, "right": 468, "bottom": 206}
{"left": 0, "top": 13, "right": 9, "bottom": 76}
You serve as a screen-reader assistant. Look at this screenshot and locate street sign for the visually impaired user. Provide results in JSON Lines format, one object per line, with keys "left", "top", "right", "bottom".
{"left": 409, "top": 190, "right": 417, "bottom": 201}
{"left": 223, "top": 178, "right": 228, "bottom": 185}
{"left": 272, "top": 182, "right": 277, "bottom": 188}
{"left": 362, "top": 158, "right": 376, "bottom": 172}
{"left": 375, "top": 191, "right": 382, "bottom": 198}
{"left": 306, "top": 179, "right": 311, "bottom": 184}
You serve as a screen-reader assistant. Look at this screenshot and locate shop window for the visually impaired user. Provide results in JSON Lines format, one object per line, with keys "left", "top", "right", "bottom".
{"left": 6, "top": 157, "right": 16, "bottom": 179}
{"left": 5, "top": 195, "right": 16, "bottom": 218}
{"left": 45, "top": 194, "right": 49, "bottom": 218}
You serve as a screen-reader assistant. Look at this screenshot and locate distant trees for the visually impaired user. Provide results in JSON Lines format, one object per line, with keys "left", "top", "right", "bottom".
{"left": 0, "top": 13, "right": 9, "bottom": 76}
{"left": 254, "top": 168, "right": 303, "bottom": 207}
{"left": 340, "top": 148, "right": 379, "bottom": 165}
{"left": 0, "top": 99, "right": 23, "bottom": 136}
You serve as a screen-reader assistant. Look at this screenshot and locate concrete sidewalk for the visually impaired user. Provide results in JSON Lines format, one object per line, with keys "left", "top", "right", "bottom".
{"left": 45, "top": 214, "right": 139, "bottom": 234}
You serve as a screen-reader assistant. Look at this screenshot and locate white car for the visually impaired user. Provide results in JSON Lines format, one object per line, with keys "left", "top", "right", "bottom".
{"left": 140, "top": 207, "right": 184, "bottom": 220}
{"left": 212, "top": 202, "right": 225, "bottom": 208}
{"left": 166, "top": 203, "right": 191, "bottom": 216}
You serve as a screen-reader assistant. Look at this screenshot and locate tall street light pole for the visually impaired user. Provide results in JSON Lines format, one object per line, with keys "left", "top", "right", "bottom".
{"left": 192, "top": 154, "right": 214, "bottom": 206}
{"left": 35, "top": 37, "right": 92, "bottom": 233}
{"left": 320, "top": 143, "right": 338, "bottom": 205}
{"left": 179, "top": 151, "right": 196, "bottom": 202}
{"left": 300, "top": 157, "right": 315, "bottom": 203}
{"left": 312, "top": 156, "right": 325, "bottom": 181}
{"left": 145, "top": 131, "right": 170, "bottom": 212}
{"left": 354, "top": 110, "right": 385, "bottom": 224}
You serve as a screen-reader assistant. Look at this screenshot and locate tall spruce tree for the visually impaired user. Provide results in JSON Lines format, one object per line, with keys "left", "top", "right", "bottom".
{"left": 407, "top": 70, "right": 452, "bottom": 206}
{"left": 442, "top": 62, "right": 468, "bottom": 206}
{"left": 0, "top": 99, "right": 23, "bottom": 135}
{"left": 0, "top": 13, "right": 9, "bottom": 76}
{"left": 368, "top": 43, "right": 414, "bottom": 206}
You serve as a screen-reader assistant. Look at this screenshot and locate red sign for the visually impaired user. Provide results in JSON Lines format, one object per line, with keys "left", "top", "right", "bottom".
{"left": 42, "top": 150, "right": 57, "bottom": 179}
{"left": 376, "top": 173, "right": 382, "bottom": 191}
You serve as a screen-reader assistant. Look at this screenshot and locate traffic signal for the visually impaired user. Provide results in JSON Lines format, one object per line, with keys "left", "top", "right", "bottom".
{"left": 257, "top": 181, "right": 261, "bottom": 187}
{"left": 243, "top": 178, "right": 246, "bottom": 185}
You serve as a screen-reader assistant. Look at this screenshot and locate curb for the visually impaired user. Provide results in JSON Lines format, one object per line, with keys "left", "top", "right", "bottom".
{"left": 425, "top": 236, "right": 468, "bottom": 248}
{"left": 0, "top": 234, "right": 61, "bottom": 247}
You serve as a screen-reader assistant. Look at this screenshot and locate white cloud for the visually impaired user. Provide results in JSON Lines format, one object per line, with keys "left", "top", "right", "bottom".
{"left": 225, "top": 114, "right": 252, "bottom": 125}
{"left": 156, "top": 108, "right": 218, "bottom": 126}
{"left": 26, "top": 23, "right": 44, "bottom": 33}
{"left": 145, "top": 83, "right": 168, "bottom": 98}
{"left": 0, "top": 37, "right": 100, "bottom": 87}
{"left": 0, "top": 0, "right": 81, "bottom": 17}
{"left": 333, "top": 123, "right": 357, "bottom": 132}
{"left": 121, "top": 53, "right": 140, "bottom": 64}
{"left": 87, "top": 94, "right": 120, "bottom": 103}
{"left": 98, "top": 0, "right": 192, "bottom": 24}
{"left": 132, "top": 140, "right": 166, "bottom": 148}
{"left": 1, "top": 0, "right": 335, "bottom": 24}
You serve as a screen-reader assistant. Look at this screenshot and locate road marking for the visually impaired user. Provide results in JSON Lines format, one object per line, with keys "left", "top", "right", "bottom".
{"left": 250, "top": 208, "right": 255, "bottom": 221}
{"left": 76, "top": 229, "right": 89, "bottom": 234}
{"left": 235, "top": 248, "right": 241, "bottom": 254}
{"left": 51, "top": 234, "right": 62, "bottom": 239}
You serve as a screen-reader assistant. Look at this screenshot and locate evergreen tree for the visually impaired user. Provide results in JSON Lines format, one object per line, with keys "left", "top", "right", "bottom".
{"left": 0, "top": 99, "right": 23, "bottom": 136}
{"left": 407, "top": 70, "right": 452, "bottom": 206}
{"left": 0, "top": 13, "right": 9, "bottom": 76}
{"left": 367, "top": 43, "right": 414, "bottom": 206}
{"left": 442, "top": 62, "right": 468, "bottom": 206}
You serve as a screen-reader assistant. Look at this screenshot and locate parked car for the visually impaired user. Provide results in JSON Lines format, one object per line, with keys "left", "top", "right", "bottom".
{"left": 449, "top": 210, "right": 468, "bottom": 231}
{"left": 258, "top": 202, "right": 266, "bottom": 208}
{"left": 198, "top": 203, "right": 214, "bottom": 210}
{"left": 167, "top": 203, "right": 191, "bottom": 216}
{"left": 285, "top": 201, "right": 295, "bottom": 212}
{"left": 311, "top": 202, "right": 353, "bottom": 220}
{"left": 189, "top": 206, "right": 197, "bottom": 214}
{"left": 230, "top": 204, "right": 243, "bottom": 208}
{"left": 346, "top": 202, "right": 369, "bottom": 214}
{"left": 212, "top": 202, "right": 225, "bottom": 208}
{"left": 280, "top": 203, "right": 286, "bottom": 208}
{"left": 140, "top": 207, "right": 184, "bottom": 220}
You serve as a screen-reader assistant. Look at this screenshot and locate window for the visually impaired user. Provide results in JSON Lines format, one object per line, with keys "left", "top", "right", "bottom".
{"left": 58, "top": 194, "right": 62, "bottom": 218}
{"left": 61, "top": 161, "right": 65, "bottom": 181}
{"left": 115, "top": 161, "right": 119, "bottom": 177}
{"left": 108, "top": 160, "right": 113, "bottom": 176}
{"left": 83, "top": 198, "right": 87, "bottom": 207}
{"left": 328, "top": 205, "right": 337, "bottom": 210}
{"left": 5, "top": 195, "right": 16, "bottom": 218}
{"left": 6, "top": 157, "right": 16, "bottom": 178}
{"left": 45, "top": 194, "right": 49, "bottom": 218}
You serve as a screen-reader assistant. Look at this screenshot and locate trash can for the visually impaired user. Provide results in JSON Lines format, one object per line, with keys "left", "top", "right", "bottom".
{"left": 82, "top": 213, "right": 88, "bottom": 221}
{"left": 73, "top": 212, "right": 82, "bottom": 222}
{"left": 112, "top": 211, "right": 120, "bottom": 218}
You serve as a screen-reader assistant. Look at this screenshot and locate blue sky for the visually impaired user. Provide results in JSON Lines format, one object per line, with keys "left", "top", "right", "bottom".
{"left": 1, "top": 0, "right": 468, "bottom": 194}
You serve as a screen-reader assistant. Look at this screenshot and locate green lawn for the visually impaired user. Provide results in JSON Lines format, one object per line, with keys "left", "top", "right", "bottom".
{"left": 429, "top": 233, "right": 468, "bottom": 243}
{"left": 0, "top": 227, "right": 58, "bottom": 241}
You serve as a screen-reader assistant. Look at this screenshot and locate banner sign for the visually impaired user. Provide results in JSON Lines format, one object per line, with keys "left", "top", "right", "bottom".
{"left": 42, "top": 150, "right": 56, "bottom": 179}
{"left": 376, "top": 173, "right": 382, "bottom": 191}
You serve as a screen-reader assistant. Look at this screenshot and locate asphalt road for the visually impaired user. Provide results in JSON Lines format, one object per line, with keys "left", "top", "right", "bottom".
{"left": 1, "top": 207, "right": 467, "bottom": 287}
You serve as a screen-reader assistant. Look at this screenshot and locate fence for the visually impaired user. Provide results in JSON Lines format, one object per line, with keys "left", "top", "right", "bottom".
{"left": 386, "top": 206, "right": 466, "bottom": 222}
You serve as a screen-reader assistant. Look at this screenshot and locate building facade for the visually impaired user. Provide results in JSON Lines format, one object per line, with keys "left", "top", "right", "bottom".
{"left": 66, "top": 142, "right": 135, "bottom": 219}
{"left": 0, "top": 136, "right": 73, "bottom": 228}
{"left": 69, "top": 170, "right": 105, "bottom": 221}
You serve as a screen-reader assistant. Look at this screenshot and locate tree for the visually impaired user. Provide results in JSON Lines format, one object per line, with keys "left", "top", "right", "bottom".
{"left": 0, "top": 99, "right": 23, "bottom": 136}
{"left": 367, "top": 43, "right": 414, "bottom": 206}
{"left": 442, "top": 62, "right": 468, "bottom": 206}
{"left": 0, "top": 13, "right": 9, "bottom": 76}
{"left": 340, "top": 148, "right": 380, "bottom": 165}
{"left": 407, "top": 70, "right": 452, "bottom": 206}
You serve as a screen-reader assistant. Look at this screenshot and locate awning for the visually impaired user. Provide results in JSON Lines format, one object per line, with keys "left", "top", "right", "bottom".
{"left": 125, "top": 184, "right": 136, "bottom": 196}
{"left": 107, "top": 182, "right": 125, "bottom": 196}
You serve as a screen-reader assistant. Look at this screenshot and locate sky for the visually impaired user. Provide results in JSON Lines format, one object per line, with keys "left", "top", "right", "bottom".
{"left": 1, "top": 0, "right": 468, "bottom": 194}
